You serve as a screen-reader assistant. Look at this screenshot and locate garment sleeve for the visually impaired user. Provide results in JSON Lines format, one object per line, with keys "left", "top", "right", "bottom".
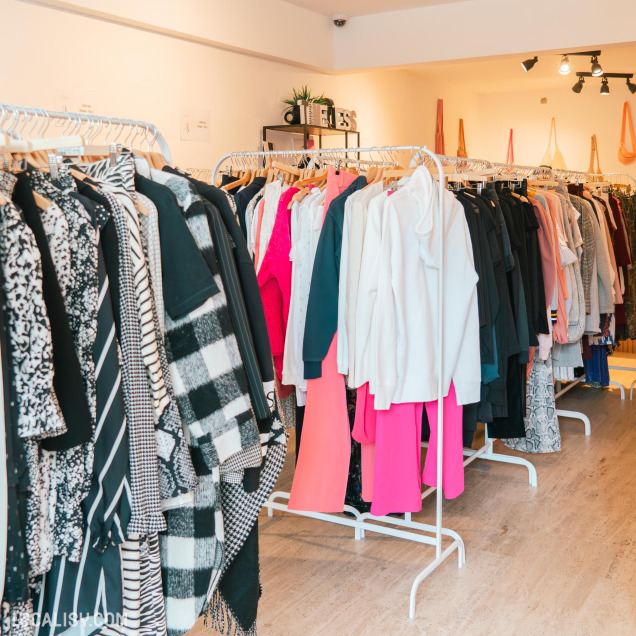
{"left": 445, "top": 201, "right": 481, "bottom": 406}
{"left": 337, "top": 201, "right": 352, "bottom": 375}
{"left": 372, "top": 201, "right": 400, "bottom": 410}
{"left": 354, "top": 199, "right": 384, "bottom": 389}
{"left": 303, "top": 213, "right": 339, "bottom": 379}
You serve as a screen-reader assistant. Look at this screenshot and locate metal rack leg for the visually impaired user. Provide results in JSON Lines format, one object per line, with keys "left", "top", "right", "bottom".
{"left": 610, "top": 381, "right": 626, "bottom": 400}
{"left": 468, "top": 442, "right": 538, "bottom": 487}
{"left": 556, "top": 409, "right": 591, "bottom": 436}
{"left": 409, "top": 540, "right": 462, "bottom": 619}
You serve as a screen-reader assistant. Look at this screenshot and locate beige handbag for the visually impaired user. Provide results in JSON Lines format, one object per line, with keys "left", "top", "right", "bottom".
{"left": 618, "top": 101, "right": 636, "bottom": 165}
{"left": 588, "top": 134, "right": 603, "bottom": 174}
{"left": 541, "top": 117, "right": 567, "bottom": 170}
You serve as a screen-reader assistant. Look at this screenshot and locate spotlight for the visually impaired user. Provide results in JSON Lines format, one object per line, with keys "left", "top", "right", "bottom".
{"left": 572, "top": 77, "right": 585, "bottom": 93}
{"left": 591, "top": 56, "right": 603, "bottom": 76}
{"left": 627, "top": 78, "right": 636, "bottom": 95}
{"left": 559, "top": 55, "right": 571, "bottom": 75}
{"left": 522, "top": 56, "right": 538, "bottom": 72}
{"left": 601, "top": 77, "right": 610, "bottom": 95}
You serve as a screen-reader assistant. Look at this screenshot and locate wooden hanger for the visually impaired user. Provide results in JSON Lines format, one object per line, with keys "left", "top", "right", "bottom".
{"left": 295, "top": 168, "right": 327, "bottom": 189}
{"left": 224, "top": 169, "right": 252, "bottom": 191}
{"left": 32, "top": 191, "right": 52, "bottom": 210}
{"left": 365, "top": 166, "right": 378, "bottom": 182}
{"left": 0, "top": 192, "right": 7, "bottom": 205}
{"left": 527, "top": 178, "right": 560, "bottom": 188}
{"left": 136, "top": 198, "right": 150, "bottom": 217}
{"left": 382, "top": 167, "right": 416, "bottom": 188}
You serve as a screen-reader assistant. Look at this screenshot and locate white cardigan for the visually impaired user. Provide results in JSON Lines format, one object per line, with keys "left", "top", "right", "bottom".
{"left": 371, "top": 167, "right": 481, "bottom": 409}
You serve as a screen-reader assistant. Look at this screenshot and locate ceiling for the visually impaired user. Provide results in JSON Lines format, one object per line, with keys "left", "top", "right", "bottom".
{"left": 282, "top": 0, "right": 466, "bottom": 18}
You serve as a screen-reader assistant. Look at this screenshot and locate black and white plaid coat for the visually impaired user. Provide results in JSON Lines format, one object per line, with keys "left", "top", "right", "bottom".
{"left": 145, "top": 172, "right": 261, "bottom": 636}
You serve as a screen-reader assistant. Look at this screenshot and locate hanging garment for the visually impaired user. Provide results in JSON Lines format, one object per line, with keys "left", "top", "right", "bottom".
{"left": 83, "top": 157, "right": 199, "bottom": 503}
{"left": 257, "top": 187, "right": 297, "bottom": 381}
{"left": 353, "top": 190, "right": 391, "bottom": 391}
{"left": 421, "top": 383, "right": 464, "bottom": 498}
{"left": 618, "top": 101, "right": 636, "bottom": 165}
{"left": 151, "top": 168, "right": 269, "bottom": 467}
{"left": 0, "top": 276, "right": 31, "bottom": 619}
{"left": 540, "top": 117, "right": 567, "bottom": 170}
{"left": 283, "top": 188, "right": 324, "bottom": 402}
{"left": 435, "top": 98, "right": 445, "bottom": 155}
{"left": 370, "top": 401, "right": 424, "bottom": 517}
{"left": 206, "top": 418, "right": 287, "bottom": 636}
{"left": 289, "top": 170, "right": 362, "bottom": 512}
{"left": 457, "top": 118, "right": 467, "bottom": 158}
{"left": 503, "top": 349, "right": 561, "bottom": 453}
{"left": 337, "top": 181, "right": 385, "bottom": 383}
{"left": 166, "top": 168, "right": 276, "bottom": 389}
{"left": 154, "top": 173, "right": 261, "bottom": 636}
{"left": 372, "top": 167, "right": 480, "bottom": 409}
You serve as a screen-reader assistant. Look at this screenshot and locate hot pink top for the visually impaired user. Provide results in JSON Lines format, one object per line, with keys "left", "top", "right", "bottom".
{"left": 258, "top": 187, "right": 298, "bottom": 380}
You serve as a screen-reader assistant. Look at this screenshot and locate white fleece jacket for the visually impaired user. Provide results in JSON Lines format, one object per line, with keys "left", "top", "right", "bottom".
{"left": 371, "top": 167, "right": 481, "bottom": 410}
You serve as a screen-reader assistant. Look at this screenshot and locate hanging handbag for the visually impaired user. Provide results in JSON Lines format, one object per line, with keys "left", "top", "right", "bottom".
{"left": 618, "top": 101, "right": 636, "bottom": 165}
{"left": 588, "top": 134, "right": 603, "bottom": 174}
{"left": 457, "top": 118, "right": 467, "bottom": 158}
{"left": 506, "top": 128, "right": 514, "bottom": 164}
{"left": 435, "top": 99, "right": 445, "bottom": 155}
{"left": 540, "top": 117, "right": 567, "bottom": 169}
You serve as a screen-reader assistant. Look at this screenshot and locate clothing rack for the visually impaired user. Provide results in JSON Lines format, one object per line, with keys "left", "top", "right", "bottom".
{"left": 0, "top": 102, "right": 172, "bottom": 164}
{"left": 182, "top": 167, "right": 213, "bottom": 182}
{"left": 213, "top": 146, "right": 538, "bottom": 619}
{"left": 490, "top": 161, "right": 600, "bottom": 435}
{"left": 551, "top": 168, "right": 634, "bottom": 406}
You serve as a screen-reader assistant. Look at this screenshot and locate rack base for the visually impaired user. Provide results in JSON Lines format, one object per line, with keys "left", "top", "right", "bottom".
{"left": 555, "top": 377, "right": 593, "bottom": 435}
{"left": 263, "top": 432, "right": 538, "bottom": 619}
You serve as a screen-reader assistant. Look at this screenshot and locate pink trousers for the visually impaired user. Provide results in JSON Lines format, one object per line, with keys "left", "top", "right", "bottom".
{"left": 288, "top": 337, "right": 351, "bottom": 511}
{"left": 422, "top": 383, "right": 464, "bottom": 499}
{"left": 353, "top": 384, "right": 423, "bottom": 517}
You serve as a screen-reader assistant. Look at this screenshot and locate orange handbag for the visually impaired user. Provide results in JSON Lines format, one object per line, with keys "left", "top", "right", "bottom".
{"left": 457, "top": 118, "right": 467, "bottom": 158}
{"left": 618, "top": 101, "right": 636, "bottom": 165}
{"left": 435, "top": 99, "right": 445, "bottom": 155}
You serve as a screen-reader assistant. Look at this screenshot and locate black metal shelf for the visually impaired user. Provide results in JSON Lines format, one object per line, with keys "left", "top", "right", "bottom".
{"left": 263, "top": 124, "right": 360, "bottom": 150}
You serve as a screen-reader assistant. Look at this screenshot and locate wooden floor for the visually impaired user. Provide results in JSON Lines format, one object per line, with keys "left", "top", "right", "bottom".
{"left": 197, "top": 385, "right": 636, "bottom": 635}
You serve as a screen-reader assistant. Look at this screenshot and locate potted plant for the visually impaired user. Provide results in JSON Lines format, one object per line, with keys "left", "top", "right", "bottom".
{"left": 283, "top": 86, "right": 330, "bottom": 124}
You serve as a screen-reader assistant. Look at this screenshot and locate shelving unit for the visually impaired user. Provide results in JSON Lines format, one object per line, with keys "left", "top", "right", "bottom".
{"left": 262, "top": 123, "right": 360, "bottom": 150}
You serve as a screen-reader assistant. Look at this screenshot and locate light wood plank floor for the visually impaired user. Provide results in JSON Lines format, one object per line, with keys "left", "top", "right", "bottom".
{"left": 195, "top": 385, "right": 636, "bottom": 635}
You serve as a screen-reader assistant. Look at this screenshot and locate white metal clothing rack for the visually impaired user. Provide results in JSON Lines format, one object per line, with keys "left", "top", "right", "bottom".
{"left": 213, "top": 146, "right": 538, "bottom": 619}
{"left": 0, "top": 103, "right": 172, "bottom": 164}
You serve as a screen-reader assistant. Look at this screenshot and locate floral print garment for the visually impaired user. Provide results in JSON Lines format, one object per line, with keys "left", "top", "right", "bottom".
{"left": 29, "top": 169, "right": 99, "bottom": 562}
{"left": 0, "top": 196, "right": 61, "bottom": 581}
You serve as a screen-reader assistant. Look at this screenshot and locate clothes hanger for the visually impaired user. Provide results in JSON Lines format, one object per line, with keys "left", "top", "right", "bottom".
{"left": 32, "top": 190, "right": 52, "bottom": 210}
{"left": 224, "top": 157, "right": 252, "bottom": 190}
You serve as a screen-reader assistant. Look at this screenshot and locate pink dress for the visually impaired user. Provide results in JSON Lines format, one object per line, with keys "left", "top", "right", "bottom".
{"left": 288, "top": 168, "right": 357, "bottom": 512}
{"left": 258, "top": 188, "right": 298, "bottom": 379}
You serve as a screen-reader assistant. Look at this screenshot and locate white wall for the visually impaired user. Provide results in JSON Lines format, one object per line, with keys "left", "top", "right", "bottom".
{"left": 1, "top": 0, "right": 432, "bottom": 169}
{"left": 5, "top": 0, "right": 635, "bottom": 179}
{"left": 475, "top": 87, "right": 636, "bottom": 180}
{"left": 15, "top": 0, "right": 335, "bottom": 70}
